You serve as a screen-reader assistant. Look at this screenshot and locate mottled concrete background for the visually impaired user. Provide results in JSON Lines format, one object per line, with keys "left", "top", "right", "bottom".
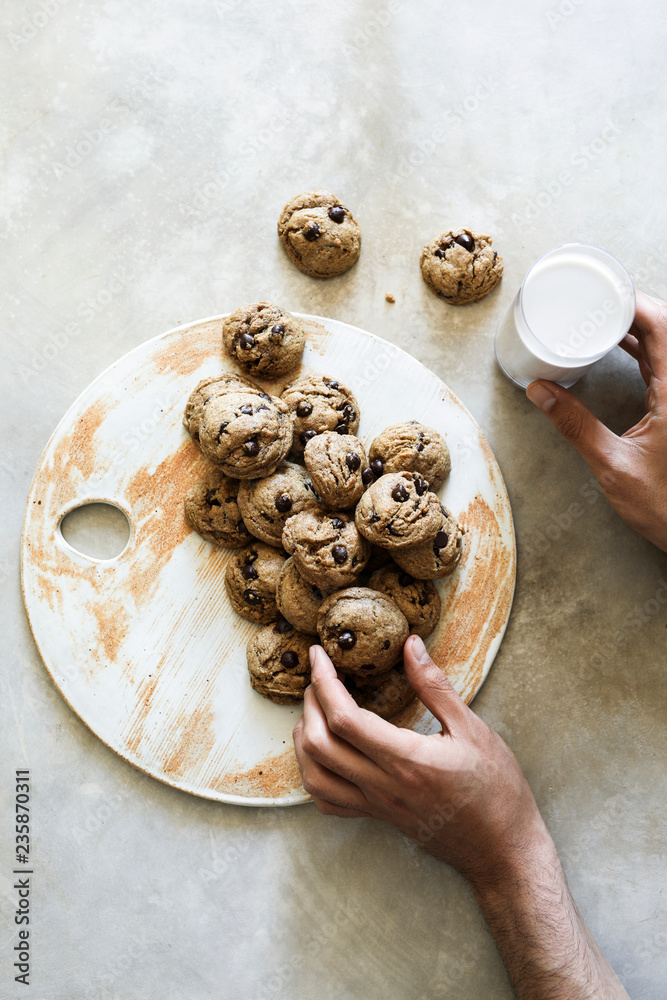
{"left": 1, "top": 1, "right": 666, "bottom": 997}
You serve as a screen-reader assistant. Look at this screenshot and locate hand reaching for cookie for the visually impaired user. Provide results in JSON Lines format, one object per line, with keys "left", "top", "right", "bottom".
{"left": 526, "top": 289, "right": 667, "bottom": 553}
{"left": 293, "top": 639, "right": 630, "bottom": 1000}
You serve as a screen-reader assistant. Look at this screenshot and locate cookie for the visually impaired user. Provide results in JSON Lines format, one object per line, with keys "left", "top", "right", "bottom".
{"left": 184, "top": 471, "right": 250, "bottom": 548}
{"left": 246, "top": 620, "right": 312, "bottom": 705}
{"left": 275, "top": 557, "right": 330, "bottom": 635}
{"left": 224, "top": 542, "right": 286, "bottom": 624}
{"left": 369, "top": 421, "right": 451, "bottom": 492}
{"left": 199, "top": 390, "right": 294, "bottom": 479}
{"left": 222, "top": 302, "right": 306, "bottom": 378}
{"left": 183, "top": 373, "right": 259, "bottom": 442}
{"left": 237, "top": 462, "right": 319, "bottom": 548}
{"left": 303, "top": 431, "right": 367, "bottom": 510}
{"left": 355, "top": 472, "right": 442, "bottom": 551}
{"left": 282, "top": 508, "right": 370, "bottom": 588}
{"left": 420, "top": 228, "right": 503, "bottom": 305}
{"left": 368, "top": 565, "right": 441, "bottom": 639}
{"left": 317, "top": 587, "right": 409, "bottom": 676}
{"left": 281, "top": 374, "right": 360, "bottom": 458}
{"left": 344, "top": 664, "right": 416, "bottom": 720}
{"left": 277, "top": 190, "right": 361, "bottom": 278}
{"left": 393, "top": 505, "right": 464, "bottom": 580}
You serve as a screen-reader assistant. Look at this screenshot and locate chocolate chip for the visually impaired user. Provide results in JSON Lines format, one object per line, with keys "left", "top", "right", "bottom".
{"left": 296, "top": 400, "right": 313, "bottom": 417}
{"left": 416, "top": 444, "right": 424, "bottom": 452}
{"left": 413, "top": 476, "right": 428, "bottom": 496}
{"left": 418, "top": 595, "right": 429, "bottom": 607}
{"left": 492, "top": 250, "right": 498, "bottom": 263}
{"left": 391, "top": 483, "right": 409, "bottom": 502}
{"left": 346, "top": 452, "right": 361, "bottom": 471}
{"left": 260, "top": 392, "right": 271, "bottom": 401}
{"left": 342, "top": 404, "right": 356, "bottom": 422}
{"left": 270, "top": 323, "right": 285, "bottom": 342}
{"left": 275, "top": 494, "right": 293, "bottom": 513}
{"left": 369, "top": 513, "right": 380, "bottom": 524}
{"left": 242, "top": 563, "right": 258, "bottom": 580}
{"left": 217, "top": 422, "right": 229, "bottom": 442}
{"left": 239, "top": 404, "right": 253, "bottom": 415}
{"left": 334, "top": 423, "right": 348, "bottom": 435}
{"left": 370, "top": 459, "right": 384, "bottom": 477}
{"left": 453, "top": 232, "right": 474, "bottom": 252}
{"left": 205, "top": 490, "right": 222, "bottom": 507}
{"left": 361, "top": 468, "right": 374, "bottom": 486}
{"left": 244, "top": 440, "right": 260, "bottom": 456}
{"left": 332, "top": 544, "right": 348, "bottom": 563}
{"left": 398, "top": 572, "right": 412, "bottom": 587}
{"left": 387, "top": 525, "right": 400, "bottom": 536}
{"left": 312, "top": 586, "right": 323, "bottom": 600}
{"left": 331, "top": 517, "right": 345, "bottom": 530}
{"left": 435, "top": 531, "right": 449, "bottom": 548}
{"left": 383, "top": 640, "right": 390, "bottom": 649}
{"left": 240, "top": 332, "right": 255, "bottom": 349}
{"left": 304, "top": 222, "right": 321, "bottom": 241}
{"left": 360, "top": 664, "right": 374, "bottom": 672}
{"left": 243, "top": 589, "right": 260, "bottom": 604}
{"left": 337, "top": 630, "right": 356, "bottom": 649}
{"left": 280, "top": 650, "right": 299, "bottom": 668}
{"left": 300, "top": 429, "right": 317, "bottom": 446}
{"left": 328, "top": 206, "right": 345, "bottom": 223}
{"left": 244, "top": 550, "right": 258, "bottom": 563}
{"left": 325, "top": 379, "right": 340, "bottom": 389}
{"left": 275, "top": 617, "right": 294, "bottom": 634}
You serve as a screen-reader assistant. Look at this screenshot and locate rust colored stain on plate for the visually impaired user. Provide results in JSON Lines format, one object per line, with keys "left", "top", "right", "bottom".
{"left": 162, "top": 700, "right": 217, "bottom": 778}
{"left": 428, "top": 494, "right": 515, "bottom": 701}
{"left": 211, "top": 746, "right": 303, "bottom": 798}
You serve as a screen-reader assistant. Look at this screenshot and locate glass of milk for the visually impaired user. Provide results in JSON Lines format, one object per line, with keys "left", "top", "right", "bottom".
{"left": 495, "top": 244, "right": 635, "bottom": 388}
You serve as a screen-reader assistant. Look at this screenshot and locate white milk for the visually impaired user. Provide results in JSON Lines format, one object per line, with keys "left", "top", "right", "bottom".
{"left": 495, "top": 244, "right": 635, "bottom": 389}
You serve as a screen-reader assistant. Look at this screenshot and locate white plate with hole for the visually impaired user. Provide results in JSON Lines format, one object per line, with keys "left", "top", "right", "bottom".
{"left": 21, "top": 314, "right": 516, "bottom": 806}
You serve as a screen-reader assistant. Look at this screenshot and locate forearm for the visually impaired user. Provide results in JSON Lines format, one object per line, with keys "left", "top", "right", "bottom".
{"left": 471, "top": 826, "right": 629, "bottom": 1000}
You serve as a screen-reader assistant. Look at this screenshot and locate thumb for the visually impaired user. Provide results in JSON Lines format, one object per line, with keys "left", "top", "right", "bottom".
{"left": 526, "top": 380, "right": 621, "bottom": 476}
{"left": 403, "top": 635, "right": 468, "bottom": 734}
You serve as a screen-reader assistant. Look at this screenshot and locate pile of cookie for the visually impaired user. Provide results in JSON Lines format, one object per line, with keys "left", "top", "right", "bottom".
{"left": 277, "top": 189, "right": 503, "bottom": 305}
{"left": 183, "top": 301, "right": 464, "bottom": 721}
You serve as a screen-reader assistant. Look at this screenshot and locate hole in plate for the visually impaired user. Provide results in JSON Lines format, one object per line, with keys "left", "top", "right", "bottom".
{"left": 59, "top": 502, "right": 131, "bottom": 560}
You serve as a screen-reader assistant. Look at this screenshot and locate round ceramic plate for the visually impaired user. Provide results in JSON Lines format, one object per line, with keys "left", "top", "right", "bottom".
{"left": 21, "top": 314, "right": 516, "bottom": 806}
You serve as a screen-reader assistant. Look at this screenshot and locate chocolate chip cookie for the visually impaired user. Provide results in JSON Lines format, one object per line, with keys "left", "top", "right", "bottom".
{"left": 368, "top": 564, "right": 441, "bottom": 639}
{"left": 237, "top": 462, "right": 319, "bottom": 548}
{"left": 224, "top": 542, "right": 286, "bottom": 624}
{"left": 420, "top": 228, "right": 503, "bottom": 305}
{"left": 277, "top": 190, "right": 361, "bottom": 278}
{"left": 355, "top": 472, "right": 442, "bottom": 551}
{"left": 317, "top": 587, "right": 409, "bottom": 676}
{"left": 369, "top": 421, "right": 451, "bottom": 492}
{"left": 393, "top": 505, "right": 464, "bottom": 579}
{"left": 183, "top": 372, "right": 259, "bottom": 442}
{"left": 303, "top": 431, "right": 367, "bottom": 510}
{"left": 199, "top": 390, "right": 294, "bottom": 479}
{"left": 246, "top": 620, "right": 312, "bottom": 704}
{"left": 344, "top": 664, "right": 416, "bottom": 720}
{"left": 184, "top": 471, "right": 250, "bottom": 548}
{"left": 282, "top": 508, "right": 370, "bottom": 588}
{"left": 281, "top": 374, "right": 360, "bottom": 458}
{"left": 275, "top": 556, "right": 330, "bottom": 635}
{"left": 222, "top": 302, "right": 306, "bottom": 378}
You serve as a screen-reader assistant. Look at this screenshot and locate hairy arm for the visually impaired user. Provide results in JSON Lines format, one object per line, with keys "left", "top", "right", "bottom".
{"left": 294, "top": 639, "right": 629, "bottom": 1000}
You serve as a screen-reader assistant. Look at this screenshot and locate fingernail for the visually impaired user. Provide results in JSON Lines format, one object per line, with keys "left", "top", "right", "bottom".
{"left": 410, "top": 634, "right": 430, "bottom": 664}
{"left": 309, "top": 645, "right": 320, "bottom": 668}
{"left": 526, "top": 382, "right": 557, "bottom": 413}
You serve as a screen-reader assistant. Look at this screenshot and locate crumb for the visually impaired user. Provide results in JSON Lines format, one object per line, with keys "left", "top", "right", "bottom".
{"left": 385, "top": 293, "right": 395, "bottom": 303}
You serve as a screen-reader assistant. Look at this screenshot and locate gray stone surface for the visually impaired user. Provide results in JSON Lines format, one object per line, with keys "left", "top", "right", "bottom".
{"left": 1, "top": 1, "right": 666, "bottom": 997}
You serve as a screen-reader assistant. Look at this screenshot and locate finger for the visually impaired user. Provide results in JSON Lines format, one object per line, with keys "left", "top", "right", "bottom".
{"left": 308, "top": 646, "right": 412, "bottom": 769}
{"left": 295, "top": 736, "right": 373, "bottom": 812}
{"left": 619, "top": 334, "right": 652, "bottom": 387}
{"left": 402, "top": 635, "right": 469, "bottom": 735}
{"left": 627, "top": 290, "right": 667, "bottom": 380}
{"left": 297, "top": 684, "right": 389, "bottom": 792}
{"left": 525, "top": 381, "right": 624, "bottom": 478}
{"left": 311, "top": 797, "right": 372, "bottom": 818}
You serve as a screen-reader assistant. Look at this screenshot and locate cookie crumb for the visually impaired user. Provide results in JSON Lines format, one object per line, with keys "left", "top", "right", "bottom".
{"left": 385, "top": 293, "right": 395, "bottom": 303}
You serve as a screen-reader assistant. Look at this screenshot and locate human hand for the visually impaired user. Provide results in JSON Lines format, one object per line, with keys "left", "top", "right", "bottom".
{"left": 293, "top": 635, "right": 550, "bottom": 888}
{"left": 526, "top": 289, "right": 667, "bottom": 553}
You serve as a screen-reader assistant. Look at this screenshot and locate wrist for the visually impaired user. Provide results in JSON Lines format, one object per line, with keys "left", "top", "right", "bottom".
{"left": 468, "top": 812, "right": 562, "bottom": 909}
